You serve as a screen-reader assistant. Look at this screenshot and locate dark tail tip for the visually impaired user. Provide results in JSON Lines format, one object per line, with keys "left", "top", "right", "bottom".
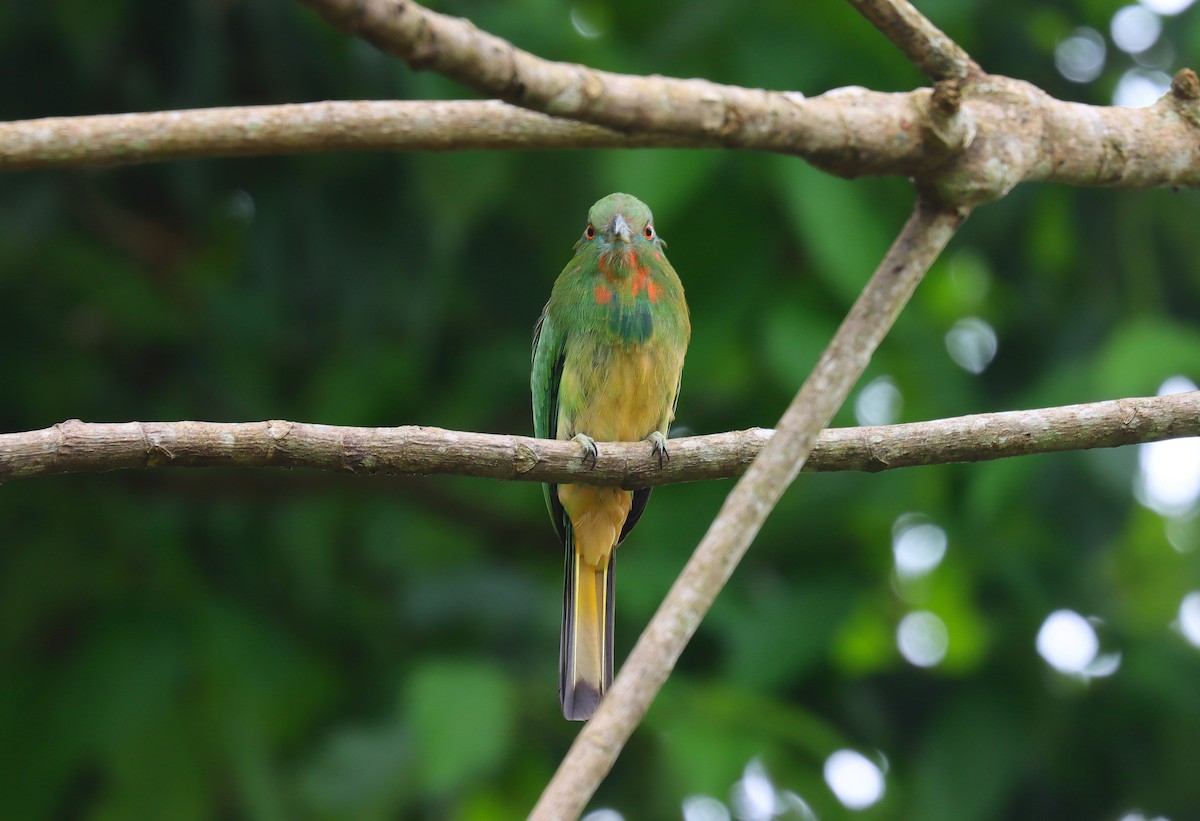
{"left": 561, "top": 680, "right": 603, "bottom": 721}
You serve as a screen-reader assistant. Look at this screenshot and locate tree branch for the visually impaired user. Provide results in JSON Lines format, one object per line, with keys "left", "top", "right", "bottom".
{"left": 0, "top": 90, "right": 944, "bottom": 179}
{"left": 530, "top": 198, "right": 968, "bottom": 819}
{"left": 294, "top": 0, "right": 822, "bottom": 141}
{"left": 0, "top": 4, "right": 1194, "bottom": 195}
{"left": 6, "top": 75, "right": 1200, "bottom": 200}
{"left": 283, "top": 0, "right": 1200, "bottom": 201}
{"left": 844, "top": 0, "right": 980, "bottom": 81}
{"left": 0, "top": 101, "right": 722, "bottom": 172}
{"left": 3, "top": 393, "right": 1198, "bottom": 486}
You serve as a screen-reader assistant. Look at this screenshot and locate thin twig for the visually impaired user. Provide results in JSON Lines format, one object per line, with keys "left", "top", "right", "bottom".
{"left": 844, "top": 0, "right": 980, "bottom": 81}
{"left": 529, "top": 198, "right": 969, "bottom": 820}
{"left": 2, "top": 392, "right": 1198, "bottom": 486}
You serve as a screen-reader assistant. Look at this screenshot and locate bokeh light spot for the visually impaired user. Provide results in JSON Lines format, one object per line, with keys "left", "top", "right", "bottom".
{"left": 1135, "top": 377, "right": 1200, "bottom": 517}
{"left": 1139, "top": 0, "right": 1195, "bottom": 13}
{"left": 582, "top": 810, "right": 623, "bottom": 821}
{"left": 897, "top": 611, "right": 949, "bottom": 667}
{"left": 945, "top": 317, "right": 998, "bottom": 374}
{"left": 778, "top": 791, "right": 818, "bottom": 821}
{"left": 855, "top": 376, "right": 902, "bottom": 426}
{"left": 1132, "top": 38, "right": 1175, "bottom": 69}
{"left": 1111, "top": 5, "right": 1162, "bottom": 53}
{"left": 1179, "top": 591, "right": 1200, "bottom": 648}
{"left": 1036, "top": 610, "right": 1098, "bottom": 674}
{"left": 824, "top": 750, "right": 885, "bottom": 810}
{"left": 1113, "top": 68, "right": 1172, "bottom": 106}
{"left": 569, "top": 5, "right": 605, "bottom": 39}
{"left": 1055, "top": 28, "right": 1106, "bottom": 83}
{"left": 1086, "top": 651, "right": 1123, "bottom": 678}
{"left": 893, "top": 516, "right": 948, "bottom": 579}
{"left": 683, "top": 795, "right": 731, "bottom": 821}
{"left": 730, "top": 759, "right": 777, "bottom": 821}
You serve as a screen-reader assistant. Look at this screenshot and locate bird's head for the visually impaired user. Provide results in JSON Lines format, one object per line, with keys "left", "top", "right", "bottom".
{"left": 575, "top": 193, "right": 663, "bottom": 272}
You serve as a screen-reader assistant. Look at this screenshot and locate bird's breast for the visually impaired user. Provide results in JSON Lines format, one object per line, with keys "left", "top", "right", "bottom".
{"left": 558, "top": 338, "right": 680, "bottom": 443}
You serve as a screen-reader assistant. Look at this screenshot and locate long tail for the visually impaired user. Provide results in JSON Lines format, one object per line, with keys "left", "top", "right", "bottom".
{"left": 560, "top": 527, "right": 615, "bottom": 721}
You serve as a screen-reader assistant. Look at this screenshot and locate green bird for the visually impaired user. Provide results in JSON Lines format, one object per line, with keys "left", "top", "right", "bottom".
{"left": 532, "top": 193, "right": 691, "bottom": 720}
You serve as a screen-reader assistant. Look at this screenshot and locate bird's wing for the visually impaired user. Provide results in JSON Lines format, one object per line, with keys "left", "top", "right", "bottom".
{"left": 532, "top": 306, "right": 569, "bottom": 544}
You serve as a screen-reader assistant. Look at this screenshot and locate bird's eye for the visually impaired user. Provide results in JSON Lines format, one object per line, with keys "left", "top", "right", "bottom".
{"left": 585, "top": 224, "right": 595, "bottom": 239}
{"left": 644, "top": 224, "right": 655, "bottom": 239}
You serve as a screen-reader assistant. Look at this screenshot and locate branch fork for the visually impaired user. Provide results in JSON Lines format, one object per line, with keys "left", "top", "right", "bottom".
{"left": 7, "top": 0, "right": 1200, "bottom": 818}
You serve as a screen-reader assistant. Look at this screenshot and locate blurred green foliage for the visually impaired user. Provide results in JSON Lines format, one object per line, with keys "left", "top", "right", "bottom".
{"left": 3, "top": 1, "right": 1200, "bottom": 818}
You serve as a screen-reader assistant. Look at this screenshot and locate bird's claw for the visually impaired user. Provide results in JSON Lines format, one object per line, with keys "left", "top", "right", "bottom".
{"left": 573, "top": 433, "right": 599, "bottom": 470}
{"left": 647, "top": 431, "right": 669, "bottom": 469}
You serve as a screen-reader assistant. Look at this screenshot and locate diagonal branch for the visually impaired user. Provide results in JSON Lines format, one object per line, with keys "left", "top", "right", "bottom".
{"left": 3, "top": 392, "right": 1198, "bottom": 486}
{"left": 844, "top": 0, "right": 980, "bottom": 81}
{"left": 529, "top": 198, "right": 969, "bottom": 819}
{"left": 291, "top": 0, "right": 911, "bottom": 153}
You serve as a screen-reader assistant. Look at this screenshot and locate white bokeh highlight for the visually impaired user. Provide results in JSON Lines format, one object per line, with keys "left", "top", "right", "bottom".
{"left": 855, "top": 376, "right": 903, "bottom": 427}
{"left": 569, "top": 5, "right": 604, "bottom": 39}
{"left": 1037, "top": 610, "right": 1098, "bottom": 674}
{"left": 1113, "top": 68, "right": 1172, "bottom": 107}
{"left": 1178, "top": 591, "right": 1200, "bottom": 648}
{"left": 1111, "top": 5, "right": 1162, "bottom": 53}
{"left": 1055, "top": 28, "right": 1106, "bottom": 83}
{"left": 581, "top": 810, "right": 624, "bottom": 821}
{"left": 1136, "top": 377, "right": 1200, "bottom": 517}
{"left": 898, "top": 611, "right": 950, "bottom": 667}
{"left": 683, "top": 795, "right": 731, "bottom": 821}
{"left": 893, "top": 515, "right": 949, "bottom": 579}
{"left": 730, "top": 759, "right": 777, "bottom": 821}
{"left": 824, "top": 750, "right": 886, "bottom": 810}
{"left": 1139, "top": 0, "right": 1195, "bottom": 13}
{"left": 945, "top": 317, "right": 998, "bottom": 374}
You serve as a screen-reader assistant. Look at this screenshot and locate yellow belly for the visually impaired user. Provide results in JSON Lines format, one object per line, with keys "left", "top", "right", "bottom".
{"left": 556, "top": 344, "right": 678, "bottom": 444}
{"left": 555, "top": 338, "right": 680, "bottom": 565}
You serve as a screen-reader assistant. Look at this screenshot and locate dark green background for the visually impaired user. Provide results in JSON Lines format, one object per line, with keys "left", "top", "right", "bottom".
{"left": 3, "top": 1, "right": 1200, "bottom": 818}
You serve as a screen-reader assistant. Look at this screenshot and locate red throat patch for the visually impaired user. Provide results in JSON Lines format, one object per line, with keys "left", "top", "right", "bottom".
{"left": 630, "top": 263, "right": 660, "bottom": 302}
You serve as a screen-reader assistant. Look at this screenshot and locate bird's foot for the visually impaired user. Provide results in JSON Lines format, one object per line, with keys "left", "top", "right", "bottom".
{"left": 572, "top": 433, "right": 599, "bottom": 470}
{"left": 646, "top": 431, "right": 669, "bottom": 468}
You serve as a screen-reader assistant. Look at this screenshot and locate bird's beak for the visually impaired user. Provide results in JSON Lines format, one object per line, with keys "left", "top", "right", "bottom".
{"left": 608, "top": 213, "right": 634, "bottom": 245}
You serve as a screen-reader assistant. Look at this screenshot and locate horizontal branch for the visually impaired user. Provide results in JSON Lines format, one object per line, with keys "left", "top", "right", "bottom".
{"left": 0, "top": 100, "right": 718, "bottom": 172}
{"left": 3, "top": 392, "right": 1196, "bottom": 486}
{"left": 0, "top": 93, "right": 942, "bottom": 182}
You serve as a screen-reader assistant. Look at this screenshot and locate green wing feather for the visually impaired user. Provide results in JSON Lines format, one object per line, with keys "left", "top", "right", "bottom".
{"left": 532, "top": 307, "right": 569, "bottom": 544}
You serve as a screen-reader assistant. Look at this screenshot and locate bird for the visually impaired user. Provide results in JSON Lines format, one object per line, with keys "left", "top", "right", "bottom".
{"left": 531, "top": 193, "right": 690, "bottom": 720}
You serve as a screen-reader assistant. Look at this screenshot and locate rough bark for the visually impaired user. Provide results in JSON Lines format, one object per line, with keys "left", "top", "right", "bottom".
{"left": 4, "top": 393, "right": 1196, "bottom": 486}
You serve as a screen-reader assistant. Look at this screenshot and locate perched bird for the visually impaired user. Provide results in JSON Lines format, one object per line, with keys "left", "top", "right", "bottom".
{"left": 531, "top": 193, "right": 690, "bottom": 720}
